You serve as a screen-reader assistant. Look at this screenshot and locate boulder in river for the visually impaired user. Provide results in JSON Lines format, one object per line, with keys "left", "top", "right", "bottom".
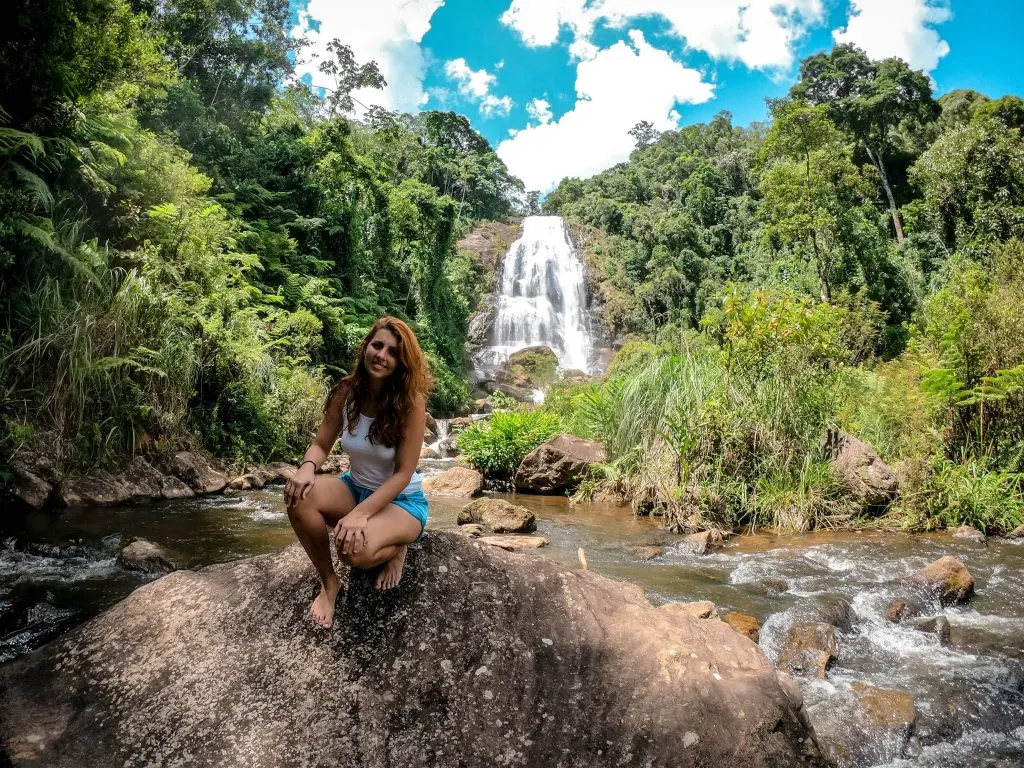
{"left": 116, "top": 539, "right": 179, "bottom": 574}
{"left": 682, "top": 529, "right": 725, "bottom": 556}
{"left": 913, "top": 556, "right": 975, "bottom": 605}
{"left": 777, "top": 622, "right": 838, "bottom": 680}
{"left": 9, "top": 465, "right": 53, "bottom": 509}
{"left": 886, "top": 597, "right": 927, "bottom": 623}
{"left": 1007, "top": 524, "right": 1024, "bottom": 539}
{"left": 419, "top": 446, "right": 441, "bottom": 460}
{"left": 167, "top": 451, "right": 228, "bottom": 494}
{"left": 911, "top": 615, "right": 952, "bottom": 647}
{"left": 0, "top": 535, "right": 824, "bottom": 767}
{"left": 458, "top": 498, "right": 536, "bottom": 533}
{"left": 950, "top": 525, "right": 986, "bottom": 542}
{"left": 160, "top": 475, "right": 194, "bottom": 500}
{"left": 626, "top": 545, "right": 664, "bottom": 561}
{"left": 6, "top": 431, "right": 62, "bottom": 509}
{"left": 723, "top": 612, "right": 762, "bottom": 643}
{"left": 507, "top": 345, "right": 559, "bottom": 388}
{"left": 422, "top": 466, "right": 483, "bottom": 497}
{"left": 824, "top": 430, "right": 898, "bottom": 509}
{"left": 514, "top": 434, "right": 606, "bottom": 494}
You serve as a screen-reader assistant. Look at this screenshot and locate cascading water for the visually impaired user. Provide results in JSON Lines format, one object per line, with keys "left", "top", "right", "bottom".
{"left": 479, "top": 216, "right": 595, "bottom": 373}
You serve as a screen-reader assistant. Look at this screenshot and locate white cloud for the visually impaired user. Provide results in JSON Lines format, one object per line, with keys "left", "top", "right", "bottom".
{"left": 526, "top": 98, "right": 553, "bottom": 124}
{"left": 481, "top": 94, "right": 514, "bottom": 116}
{"left": 292, "top": 0, "right": 444, "bottom": 114}
{"left": 445, "top": 58, "right": 514, "bottom": 116}
{"left": 834, "top": 0, "right": 951, "bottom": 72}
{"left": 500, "top": 0, "right": 824, "bottom": 70}
{"left": 497, "top": 31, "right": 714, "bottom": 191}
{"left": 445, "top": 58, "right": 496, "bottom": 98}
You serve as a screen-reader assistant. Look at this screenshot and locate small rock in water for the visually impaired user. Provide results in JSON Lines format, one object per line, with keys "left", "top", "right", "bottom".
{"left": 722, "top": 612, "right": 761, "bottom": 643}
{"left": 681, "top": 529, "right": 724, "bottom": 556}
{"left": 911, "top": 615, "right": 952, "bottom": 647}
{"left": 422, "top": 467, "right": 483, "bottom": 498}
{"left": 626, "top": 545, "right": 664, "bottom": 561}
{"left": 887, "top": 597, "right": 926, "bottom": 623}
{"left": 851, "top": 681, "right": 917, "bottom": 731}
{"left": 1007, "top": 524, "right": 1024, "bottom": 539}
{"left": 458, "top": 498, "right": 536, "bottom": 533}
{"left": 810, "top": 595, "right": 855, "bottom": 631}
{"left": 661, "top": 600, "right": 718, "bottom": 620}
{"left": 419, "top": 446, "right": 440, "bottom": 460}
{"left": 950, "top": 525, "right": 986, "bottom": 542}
{"left": 914, "top": 556, "right": 975, "bottom": 605}
{"left": 116, "top": 539, "right": 178, "bottom": 574}
{"left": 778, "top": 622, "right": 838, "bottom": 679}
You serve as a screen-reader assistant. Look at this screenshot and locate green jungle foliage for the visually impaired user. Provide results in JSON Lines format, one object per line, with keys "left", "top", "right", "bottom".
{"left": 1, "top": 0, "right": 522, "bottom": 470}
{"left": 543, "top": 45, "right": 1024, "bottom": 533}
{"left": 456, "top": 410, "right": 561, "bottom": 480}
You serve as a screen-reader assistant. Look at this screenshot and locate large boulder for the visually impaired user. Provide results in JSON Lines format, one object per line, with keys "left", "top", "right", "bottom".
{"left": 913, "top": 556, "right": 975, "bottom": 605}
{"left": 6, "top": 431, "right": 62, "bottom": 509}
{"left": 0, "top": 535, "right": 824, "bottom": 767}
{"left": 122, "top": 457, "right": 169, "bottom": 502}
{"left": 422, "top": 466, "right": 483, "bottom": 498}
{"left": 458, "top": 498, "right": 536, "bottom": 533}
{"left": 824, "top": 430, "right": 898, "bottom": 509}
{"left": 514, "top": 434, "right": 606, "bottom": 494}
{"left": 1007, "top": 524, "right": 1024, "bottom": 539}
{"left": 60, "top": 469, "right": 132, "bottom": 507}
{"left": 167, "top": 451, "right": 228, "bottom": 494}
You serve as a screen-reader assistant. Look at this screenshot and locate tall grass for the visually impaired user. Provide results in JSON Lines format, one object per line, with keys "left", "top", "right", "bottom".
{"left": 457, "top": 410, "right": 562, "bottom": 479}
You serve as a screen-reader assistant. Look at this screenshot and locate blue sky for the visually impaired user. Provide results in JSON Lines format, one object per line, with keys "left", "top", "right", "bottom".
{"left": 290, "top": 1, "right": 1024, "bottom": 191}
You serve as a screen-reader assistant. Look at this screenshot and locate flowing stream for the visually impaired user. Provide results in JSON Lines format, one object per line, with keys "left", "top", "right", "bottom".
{"left": 1, "top": 488, "right": 1022, "bottom": 766}
{"left": 478, "top": 215, "right": 595, "bottom": 373}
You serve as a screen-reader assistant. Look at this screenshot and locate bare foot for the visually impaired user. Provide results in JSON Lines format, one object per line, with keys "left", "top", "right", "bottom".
{"left": 374, "top": 546, "right": 407, "bottom": 590}
{"left": 310, "top": 576, "right": 340, "bottom": 628}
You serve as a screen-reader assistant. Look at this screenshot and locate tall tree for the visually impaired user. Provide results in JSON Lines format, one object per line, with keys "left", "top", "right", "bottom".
{"left": 791, "top": 44, "right": 939, "bottom": 243}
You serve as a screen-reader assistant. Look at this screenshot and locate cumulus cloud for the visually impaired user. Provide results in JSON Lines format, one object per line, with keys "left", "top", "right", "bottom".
{"left": 834, "top": 0, "right": 951, "bottom": 72}
{"left": 526, "top": 98, "right": 553, "bottom": 124}
{"left": 500, "top": 0, "right": 824, "bottom": 70}
{"left": 497, "top": 31, "right": 714, "bottom": 191}
{"left": 292, "top": 0, "right": 444, "bottom": 114}
{"left": 445, "top": 58, "right": 514, "bottom": 116}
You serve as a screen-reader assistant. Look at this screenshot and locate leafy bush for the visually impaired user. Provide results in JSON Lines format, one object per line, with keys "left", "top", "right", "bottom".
{"left": 457, "top": 410, "right": 562, "bottom": 478}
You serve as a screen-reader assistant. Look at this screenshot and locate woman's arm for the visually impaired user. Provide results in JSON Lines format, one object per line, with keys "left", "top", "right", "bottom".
{"left": 283, "top": 393, "right": 345, "bottom": 507}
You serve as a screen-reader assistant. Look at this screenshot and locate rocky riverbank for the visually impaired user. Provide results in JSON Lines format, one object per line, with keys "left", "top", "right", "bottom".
{"left": 0, "top": 532, "right": 824, "bottom": 767}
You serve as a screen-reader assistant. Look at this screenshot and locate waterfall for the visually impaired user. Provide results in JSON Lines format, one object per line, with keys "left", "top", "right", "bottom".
{"left": 479, "top": 216, "right": 595, "bottom": 373}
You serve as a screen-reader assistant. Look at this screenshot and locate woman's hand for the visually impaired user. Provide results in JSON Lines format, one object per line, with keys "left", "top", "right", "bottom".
{"left": 334, "top": 509, "right": 369, "bottom": 556}
{"left": 284, "top": 464, "right": 315, "bottom": 507}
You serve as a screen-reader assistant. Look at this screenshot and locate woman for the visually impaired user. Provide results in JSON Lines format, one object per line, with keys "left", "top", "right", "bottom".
{"left": 284, "top": 316, "right": 431, "bottom": 628}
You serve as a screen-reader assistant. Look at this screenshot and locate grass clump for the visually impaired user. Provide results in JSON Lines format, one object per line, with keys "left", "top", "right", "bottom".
{"left": 457, "top": 409, "right": 561, "bottom": 479}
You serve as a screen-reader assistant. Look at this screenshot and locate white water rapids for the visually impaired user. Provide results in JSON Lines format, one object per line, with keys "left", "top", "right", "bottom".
{"left": 479, "top": 216, "right": 595, "bottom": 373}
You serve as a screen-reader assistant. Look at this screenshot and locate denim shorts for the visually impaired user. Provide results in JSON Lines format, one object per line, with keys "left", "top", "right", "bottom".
{"left": 339, "top": 472, "right": 429, "bottom": 538}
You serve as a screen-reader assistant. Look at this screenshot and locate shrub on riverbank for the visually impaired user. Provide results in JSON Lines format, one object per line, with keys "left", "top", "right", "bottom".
{"left": 457, "top": 410, "right": 561, "bottom": 479}
{"left": 544, "top": 284, "right": 1024, "bottom": 535}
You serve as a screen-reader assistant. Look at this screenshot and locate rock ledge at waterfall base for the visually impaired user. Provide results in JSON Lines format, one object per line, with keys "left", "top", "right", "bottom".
{"left": 0, "top": 533, "right": 823, "bottom": 768}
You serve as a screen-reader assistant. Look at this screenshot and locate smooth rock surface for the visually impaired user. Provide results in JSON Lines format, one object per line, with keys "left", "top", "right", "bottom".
{"left": 422, "top": 466, "right": 483, "bottom": 497}
{"left": 0, "top": 535, "right": 823, "bottom": 767}
{"left": 477, "top": 535, "right": 549, "bottom": 551}
{"left": 661, "top": 600, "right": 718, "bottom": 620}
{"left": 682, "top": 529, "right": 725, "bottom": 556}
{"left": 457, "top": 498, "right": 536, "bottom": 533}
{"left": 122, "top": 457, "right": 167, "bottom": 502}
{"left": 824, "top": 430, "right": 898, "bottom": 509}
{"left": 60, "top": 469, "right": 131, "bottom": 507}
{"left": 950, "top": 525, "right": 986, "bottom": 542}
{"left": 160, "top": 475, "right": 195, "bottom": 500}
{"left": 626, "top": 545, "right": 664, "bottom": 561}
{"left": 514, "top": 434, "right": 606, "bottom": 494}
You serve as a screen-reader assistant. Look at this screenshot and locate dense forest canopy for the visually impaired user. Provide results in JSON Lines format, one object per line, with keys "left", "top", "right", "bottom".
{"left": 1, "top": 0, "right": 522, "bottom": 469}
{"left": 3, "top": 3, "right": 1023, "bottom": 536}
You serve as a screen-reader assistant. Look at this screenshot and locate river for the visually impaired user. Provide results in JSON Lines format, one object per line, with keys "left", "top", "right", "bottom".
{"left": 1, "top": 486, "right": 1022, "bottom": 766}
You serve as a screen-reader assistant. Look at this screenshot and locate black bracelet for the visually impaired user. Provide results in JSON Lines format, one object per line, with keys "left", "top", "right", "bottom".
{"left": 299, "top": 460, "right": 316, "bottom": 471}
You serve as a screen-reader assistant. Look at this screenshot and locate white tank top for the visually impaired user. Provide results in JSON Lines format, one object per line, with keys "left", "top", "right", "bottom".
{"left": 339, "top": 410, "right": 422, "bottom": 494}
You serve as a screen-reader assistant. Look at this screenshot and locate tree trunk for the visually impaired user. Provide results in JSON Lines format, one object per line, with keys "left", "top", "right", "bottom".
{"left": 864, "top": 143, "right": 905, "bottom": 242}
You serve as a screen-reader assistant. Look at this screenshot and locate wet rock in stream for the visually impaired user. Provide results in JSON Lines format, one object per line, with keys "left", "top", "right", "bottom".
{"left": 778, "top": 622, "right": 838, "bottom": 679}
{"left": 0, "top": 534, "right": 825, "bottom": 767}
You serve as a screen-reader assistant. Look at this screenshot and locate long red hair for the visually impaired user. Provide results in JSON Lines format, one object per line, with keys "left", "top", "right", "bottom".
{"left": 326, "top": 317, "right": 432, "bottom": 447}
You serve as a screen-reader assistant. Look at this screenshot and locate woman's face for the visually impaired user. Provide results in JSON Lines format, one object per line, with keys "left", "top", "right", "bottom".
{"left": 363, "top": 328, "right": 402, "bottom": 381}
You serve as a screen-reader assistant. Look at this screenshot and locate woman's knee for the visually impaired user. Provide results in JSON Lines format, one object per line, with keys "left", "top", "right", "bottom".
{"left": 343, "top": 549, "right": 379, "bottom": 570}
